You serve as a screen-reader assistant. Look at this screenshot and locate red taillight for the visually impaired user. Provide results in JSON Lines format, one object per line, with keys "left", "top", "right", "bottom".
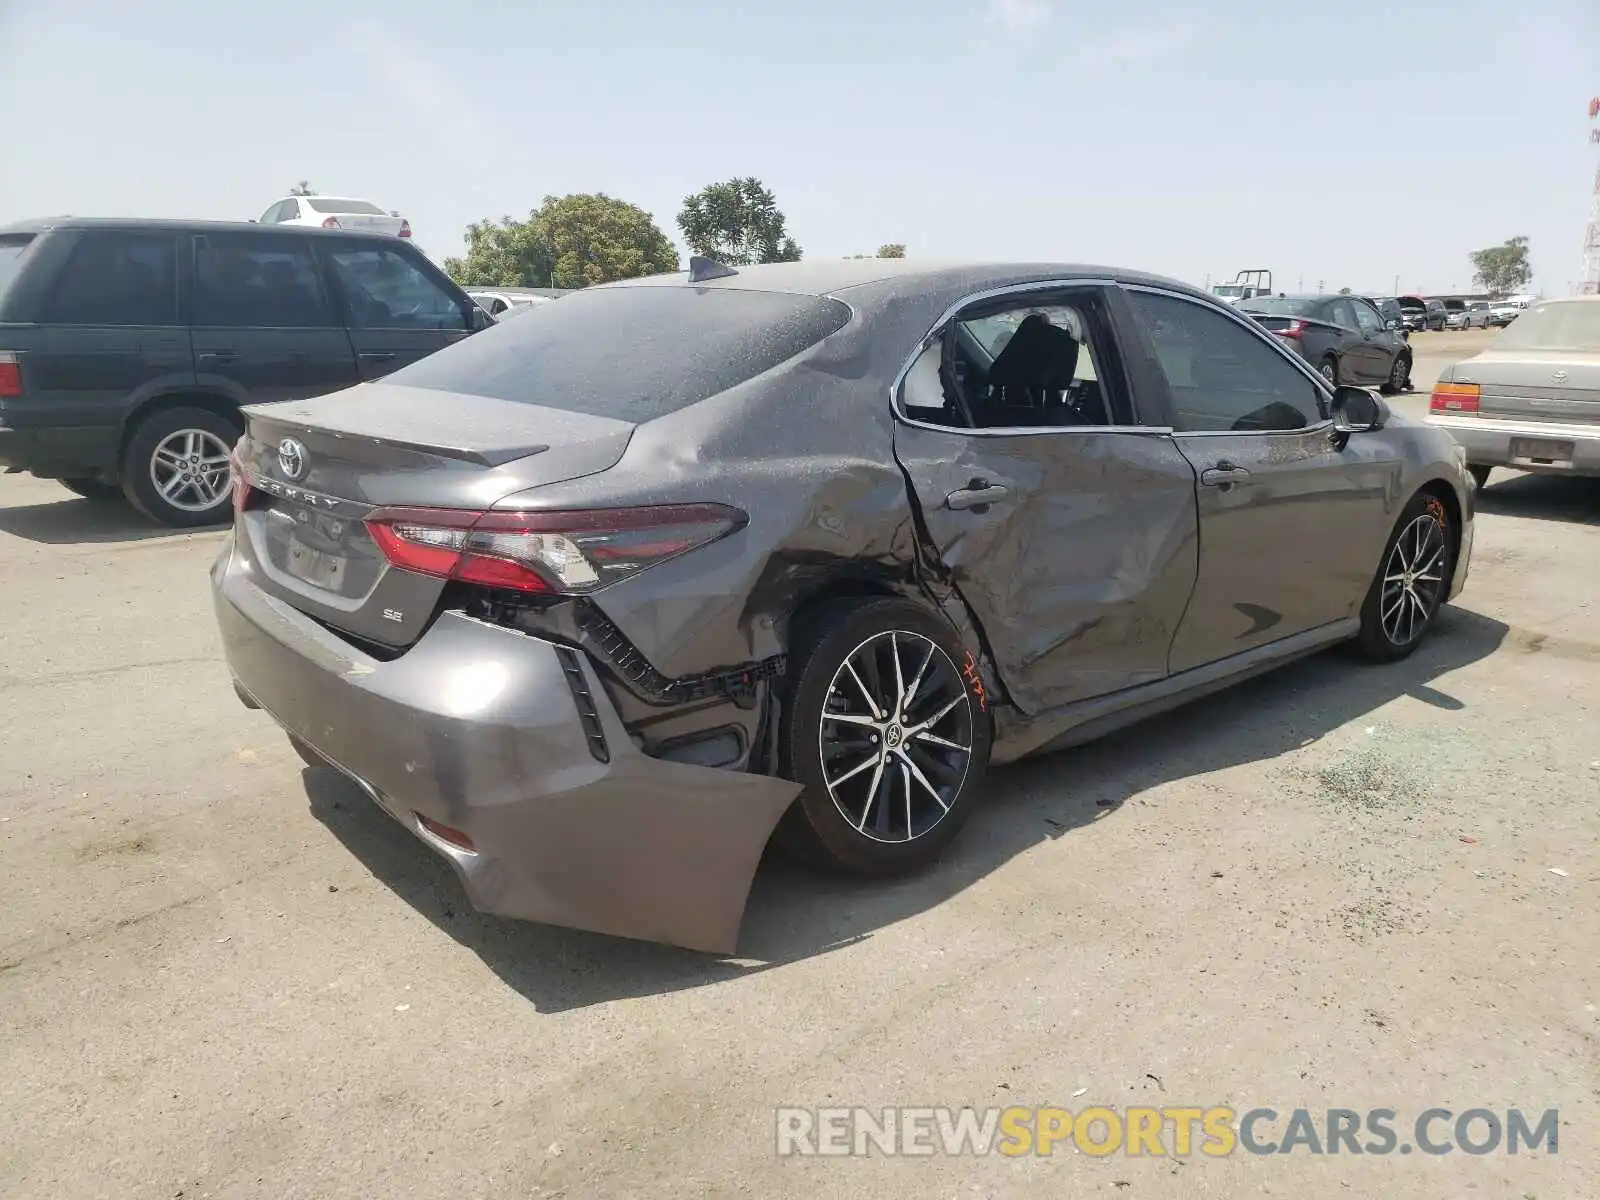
{"left": 1277, "top": 319, "right": 1308, "bottom": 341}
{"left": 364, "top": 503, "right": 747, "bottom": 595}
{"left": 1430, "top": 382, "right": 1481, "bottom": 414}
{"left": 229, "top": 447, "right": 253, "bottom": 516}
{"left": 322, "top": 216, "right": 341, "bottom": 229}
{"left": 398, "top": 219, "right": 412, "bottom": 238}
{"left": 0, "top": 352, "right": 20, "bottom": 397}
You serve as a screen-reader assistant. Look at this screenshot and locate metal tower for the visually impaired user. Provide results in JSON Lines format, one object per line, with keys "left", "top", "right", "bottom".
{"left": 1582, "top": 96, "right": 1600, "bottom": 294}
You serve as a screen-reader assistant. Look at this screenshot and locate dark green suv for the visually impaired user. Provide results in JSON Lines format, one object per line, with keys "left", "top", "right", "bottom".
{"left": 0, "top": 217, "right": 488, "bottom": 525}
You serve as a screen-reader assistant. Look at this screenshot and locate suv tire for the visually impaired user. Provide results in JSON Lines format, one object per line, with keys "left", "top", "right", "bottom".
{"left": 121, "top": 406, "right": 241, "bottom": 527}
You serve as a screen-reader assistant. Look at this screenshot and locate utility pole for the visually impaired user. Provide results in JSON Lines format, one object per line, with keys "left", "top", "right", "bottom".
{"left": 1392, "top": 273, "right": 1400, "bottom": 295}
{"left": 1317, "top": 279, "right": 1324, "bottom": 292}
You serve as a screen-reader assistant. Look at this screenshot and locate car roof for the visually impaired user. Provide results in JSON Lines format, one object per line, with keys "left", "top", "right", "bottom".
{"left": 597, "top": 258, "right": 1212, "bottom": 304}
{"left": 0, "top": 215, "right": 401, "bottom": 242}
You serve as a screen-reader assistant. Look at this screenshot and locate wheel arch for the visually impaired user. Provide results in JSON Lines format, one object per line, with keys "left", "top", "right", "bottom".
{"left": 118, "top": 390, "right": 244, "bottom": 467}
{"left": 1415, "top": 477, "right": 1464, "bottom": 564}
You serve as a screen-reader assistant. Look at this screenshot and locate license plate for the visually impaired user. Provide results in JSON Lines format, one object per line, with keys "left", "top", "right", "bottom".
{"left": 286, "top": 536, "right": 347, "bottom": 590}
{"left": 1509, "top": 437, "right": 1575, "bottom": 464}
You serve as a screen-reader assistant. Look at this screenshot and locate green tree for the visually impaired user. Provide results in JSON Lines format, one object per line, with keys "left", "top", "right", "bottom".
{"left": 289, "top": 181, "right": 315, "bottom": 196}
{"left": 1469, "top": 236, "right": 1532, "bottom": 296}
{"left": 877, "top": 243, "right": 906, "bottom": 259}
{"left": 444, "top": 194, "right": 677, "bottom": 289}
{"left": 538, "top": 193, "right": 678, "bottom": 288}
{"left": 444, "top": 215, "right": 556, "bottom": 288}
{"left": 677, "top": 177, "right": 801, "bottom": 265}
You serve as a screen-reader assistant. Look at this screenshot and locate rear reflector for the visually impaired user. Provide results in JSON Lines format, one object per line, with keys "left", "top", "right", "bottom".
{"left": 366, "top": 503, "right": 746, "bottom": 595}
{"left": 321, "top": 216, "right": 341, "bottom": 229}
{"left": 0, "top": 352, "right": 20, "bottom": 398}
{"left": 1430, "top": 382, "right": 1481, "bottom": 414}
{"left": 415, "top": 813, "right": 476, "bottom": 854}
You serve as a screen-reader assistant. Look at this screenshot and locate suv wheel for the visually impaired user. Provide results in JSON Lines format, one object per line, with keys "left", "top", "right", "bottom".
{"left": 780, "top": 597, "right": 992, "bottom": 875}
{"left": 121, "top": 406, "right": 241, "bottom": 527}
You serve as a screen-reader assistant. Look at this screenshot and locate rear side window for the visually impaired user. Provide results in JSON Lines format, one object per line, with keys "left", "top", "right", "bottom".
{"left": 388, "top": 286, "right": 854, "bottom": 422}
{"left": 0, "top": 235, "right": 35, "bottom": 295}
{"left": 326, "top": 244, "right": 466, "bottom": 330}
{"left": 41, "top": 232, "right": 178, "bottom": 326}
{"left": 1239, "top": 297, "right": 1320, "bottom": 317}
{"left": 194, "top": 233, "right": 335, "bottom": 328}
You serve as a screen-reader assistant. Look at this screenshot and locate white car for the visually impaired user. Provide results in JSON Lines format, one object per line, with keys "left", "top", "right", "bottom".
{"left": 466, "top": 287, "right": 570, "bottom": 317}
{"left": 256, "top": 196, "right": 411, "bottom": 239}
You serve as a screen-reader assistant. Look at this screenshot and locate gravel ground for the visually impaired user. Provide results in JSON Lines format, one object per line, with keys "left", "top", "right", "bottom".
{"left": 1, "top": 399, "right": 1595, "bottom": 1198}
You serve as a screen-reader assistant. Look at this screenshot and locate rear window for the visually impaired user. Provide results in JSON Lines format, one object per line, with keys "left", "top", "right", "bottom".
{"left": 0, "top": 235, "right": 34, "bottom": 294}
{"left": 389, "top": 285, "right": 854, "bottom": 422}
{"left": 1238, "top": 297, "right": 1321, "bottom": 317}
{"left": 1491, "top": 302, "right": 1600, "bottom": 351}
{"left": 305, "top": 198, "right": 387, "bottom": 216}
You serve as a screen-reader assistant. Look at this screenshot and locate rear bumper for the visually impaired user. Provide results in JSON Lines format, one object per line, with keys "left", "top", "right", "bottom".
{"left": 0, "top": 423, "right": 121, "bottom": 477}
{"left": 1428, "top": 414, "right": 1600, "bottom": 478}
{"left": 210, "top": 537, "right": 800, "bottom": 954}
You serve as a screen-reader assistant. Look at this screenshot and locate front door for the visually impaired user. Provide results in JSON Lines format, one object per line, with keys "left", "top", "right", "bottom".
{"left": 1347, "top": 297, "right": 1398, "bottom": 385}
{"left": 1120, "top": 287, "right": 1394, "bottom": 674}
{"left": 318, "top": 239, "right": 473, "bottom": 380}
{"left": 892, "top": 285, "right": 1200, "bottom": 715}
{"left": 190, "top": 231, "right": 359, "bottom": 407}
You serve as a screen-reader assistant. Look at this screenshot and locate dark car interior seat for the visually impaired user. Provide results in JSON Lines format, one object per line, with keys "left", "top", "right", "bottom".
{"left": 976, "top": 313, "right": 1108, "bottom": 428}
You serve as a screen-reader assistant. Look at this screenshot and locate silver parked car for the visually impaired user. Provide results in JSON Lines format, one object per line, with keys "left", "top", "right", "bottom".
{"left": 1428, "top": 295, "right": 1600, "bottom": 488}
{"left": 214, "top": 258, "right": 1477, "bottom": 953}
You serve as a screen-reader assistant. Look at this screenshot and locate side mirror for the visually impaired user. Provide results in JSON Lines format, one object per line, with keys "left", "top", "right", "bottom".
{"left": 1385, "top": 318, "right": 1399, "bottom": 331}
{"left": 1331, "top": 385, "right": 1388, "bottom": 433}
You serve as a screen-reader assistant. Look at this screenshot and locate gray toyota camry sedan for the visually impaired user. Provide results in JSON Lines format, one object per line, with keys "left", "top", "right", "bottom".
{"left": 213, "top": 258, "right": 1476, "bottom": 953}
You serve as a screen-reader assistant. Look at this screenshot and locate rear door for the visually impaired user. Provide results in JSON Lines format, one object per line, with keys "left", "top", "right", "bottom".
{"left": 318, "top": 238, "right": 474, "bottom": 380}
{"left": 1121, "top": 287, "right": 1396, "bottom": 673}
{"left": 892, "top": 283, "right": 1200, "bottom": 715}
{"left": 12, "top": 229, "right": 192, "bottom": 470}
{"left": 191, "top": 230, "right": 359, "bottom": 407}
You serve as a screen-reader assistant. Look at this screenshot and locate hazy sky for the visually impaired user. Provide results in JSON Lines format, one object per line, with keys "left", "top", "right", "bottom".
{"left": 2, "top": 0, "right": 1595, "bottom": 295}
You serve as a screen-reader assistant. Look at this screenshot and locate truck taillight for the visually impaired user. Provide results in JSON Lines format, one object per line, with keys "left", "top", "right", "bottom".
{"left": 398, "top": 219, "right": 412, "bottom": 238}
{"left": 1430, "top": 382, "right": 1481, "bottom": 414}
{"left": 0, "top": 352, "right": 20, "bottom": 398}
{"left": 365, "top": 503, "right": 747, "bottom": 595}
{"left": 322, "top": 216, "right": 341, "bottom": 229}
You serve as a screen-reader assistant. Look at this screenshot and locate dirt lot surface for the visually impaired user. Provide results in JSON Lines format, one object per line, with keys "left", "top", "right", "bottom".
{"left": 2, "top": 360, "right": 1596, "bottom": 1198}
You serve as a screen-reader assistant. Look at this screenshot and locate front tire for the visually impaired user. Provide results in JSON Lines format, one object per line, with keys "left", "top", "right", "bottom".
{"left": 120, "top": 406, "right": 241, "bottom": 527}
{"left": 1351, "top": 492, "right": 1454, "bottom": 663}
{"left": 780, "top": 597, "right": 992, "bottom": 875}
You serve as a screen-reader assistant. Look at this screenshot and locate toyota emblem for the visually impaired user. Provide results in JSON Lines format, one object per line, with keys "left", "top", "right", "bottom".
{"left": 277, "top": 437, "right": 308, "bottom": 481}
{"left": 1551, "top": 369, "right": 1570, "bottom": 385}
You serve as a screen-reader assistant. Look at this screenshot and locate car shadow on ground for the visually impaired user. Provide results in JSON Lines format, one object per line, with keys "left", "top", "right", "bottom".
{"left": 304, "top": 606, "right": 1508, "bottom": 1013}
{"left": 1475, "top": 474, "right": 1600, "bottom": 526}
{"left": 0, "top": 493, "right": 218, "bottom": 544}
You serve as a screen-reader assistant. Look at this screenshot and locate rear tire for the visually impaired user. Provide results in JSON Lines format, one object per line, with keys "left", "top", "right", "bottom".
{"left": 1381, "top": 351, "right": 1411, "bottom": 395}
{"left": 120, "top": 406, "right": 241, "bottom": 527}
{"left": 287, "top": 735, "right": 327, "bottom": 771}
{"left": 1319, "top": 356, "right": 1339, "bottom": 386}
{"left": 780, "top": 597, "right": 992, "bottom": 875}
{"left": 1350, "top": 491, "right": 1454, "bottom": 663}
{"left": 59, "top": 477, "right": 122, "bottom": 502}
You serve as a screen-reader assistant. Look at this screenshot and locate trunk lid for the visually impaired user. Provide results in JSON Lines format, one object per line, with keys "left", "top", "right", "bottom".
{"left": 234, "top": 382, "right": 635, "bottom": 649}
{"left": 332, "top": 213, "right": 407, "bottom": 237}
{"left": 1449, "top": 351, "right": 1600, "bottom": 425}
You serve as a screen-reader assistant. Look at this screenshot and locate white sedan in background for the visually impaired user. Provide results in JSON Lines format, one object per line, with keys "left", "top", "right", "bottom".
{"left": 256, "top": 196, "right": 411, "bottom": 239}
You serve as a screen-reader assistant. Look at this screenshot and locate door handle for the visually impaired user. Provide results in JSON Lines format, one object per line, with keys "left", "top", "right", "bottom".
{"left": 945, "top": 480, "right": 1011, "bottom": 511}
{"left": 360, "top": 351, "right": 398, "bottom": 363}
{"left": 1200, "top": 462, "right": 1251, "bottom": 488}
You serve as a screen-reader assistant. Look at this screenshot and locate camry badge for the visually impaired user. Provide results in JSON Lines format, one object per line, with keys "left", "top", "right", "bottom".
{"left": 277, "top": 437, "right": 307, "bottom": 481}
